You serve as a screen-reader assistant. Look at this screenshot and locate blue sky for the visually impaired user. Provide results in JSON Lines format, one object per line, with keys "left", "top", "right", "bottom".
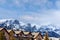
{"left": 0, "top": 0, "right": 60, "bottom": 26}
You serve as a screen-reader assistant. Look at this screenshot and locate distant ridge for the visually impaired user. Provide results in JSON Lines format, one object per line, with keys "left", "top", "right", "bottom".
{"left": 0, "top": 19, "right": 60, "bottom": 37}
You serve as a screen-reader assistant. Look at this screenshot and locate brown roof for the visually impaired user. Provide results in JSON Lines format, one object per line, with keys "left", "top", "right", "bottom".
{"left": 0, "top": 28, "right": 10, "bottom": 35}
{"left": 32, "top": 32, "right": 39, "bottom": 38}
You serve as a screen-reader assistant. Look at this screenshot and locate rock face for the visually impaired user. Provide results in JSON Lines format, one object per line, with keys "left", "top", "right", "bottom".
{"left": 0, "top": 19, "right": 60, "bottom": 37}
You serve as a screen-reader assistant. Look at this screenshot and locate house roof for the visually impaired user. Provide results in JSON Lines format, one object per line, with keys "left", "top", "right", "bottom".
{"left": 24, "top": 32, "right": 29, "bottom": 35}
{"left": 7, "top": 30, "right": 15, "bottom": 34}
{"left": 0, "top": 28, "right": 10, "bottom": 35}
{"left": 32, "top": 32, "right": 39, "bottom": 38}
{"left": 7, "top": 30, "right": 12, "bottom": 33}
{"left": 14, "top": 31, "right": 21, "bottom": 34}
{"left": 0, "top": 28, "right": 4, "bottom": 31}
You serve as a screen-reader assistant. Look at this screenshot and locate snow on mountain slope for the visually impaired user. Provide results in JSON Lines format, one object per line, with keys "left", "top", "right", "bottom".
{"left": 54, "top": 28, "right": 60, "bottom": 35}
{"left": 0, "top": 19, "right": 60, "bottom": 37}
{"left": 0, "top": 19, "right": 59, "bottom": 31}
{"left": 0, "top": 19, "right": 20, "bottom": 29}
{"left": 38, "top": 24, "right": 57, "bottom": 32}
{"left": 39, "top": 24, "right": 60, "bottom": 36}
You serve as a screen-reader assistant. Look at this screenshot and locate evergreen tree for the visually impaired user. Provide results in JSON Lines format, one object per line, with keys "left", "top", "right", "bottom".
{"left": 44, "top": 32, "right": 49, "bottom": 40}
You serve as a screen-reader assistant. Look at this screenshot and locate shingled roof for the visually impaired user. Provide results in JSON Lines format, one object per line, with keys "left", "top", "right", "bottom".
{"left": 14, "top": 31, "right": 21, "bottom": 34}
{"left": 0, "top": 28, "right": 4, "bottom": 31}
{"left": 0, "top": 28, "right": 10, "bottom": 35}
{"left": 7, "top": 30, "right": 12, "bottom": 33}
{"left": 24, "top": 32, "right": 29, "bottom": 35}
{"left": 32, "top": 32, "right": 39, "bottom": 38}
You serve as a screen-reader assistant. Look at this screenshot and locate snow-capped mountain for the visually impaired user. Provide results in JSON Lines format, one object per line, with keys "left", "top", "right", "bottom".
{"left": 36, "top": 24, "right": 60, "bottom": 37}
{"left": 38, "top": 24, "right": 60, "bottom": 37}
{"left": 0, "top": 19, "right": 59, "bottom": 31}
{"left": 0, "top": 19, "right": 60, "bottom": 37}
{"left": 0, "top": 19, "right": 22, "bottom": 30}
{"left": 38, "top": 24, "right": 56, "bottom": 32}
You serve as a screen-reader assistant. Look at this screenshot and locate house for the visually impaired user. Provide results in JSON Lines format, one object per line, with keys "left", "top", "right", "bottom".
{"left": 14, "top": 31, "right": 30, "bottom": 40}
{"left": 7, "top": 30, "right": 16, "bottom": 40}
{"left": 15, "top": 31, "right": 33, "bottom": 40}
{"left": 0, "top": 28, "right": 10, "bottom": 40}
{"left": 32, "top": 32, "right": 42, "bottom": 40}
{"left": 23, "top": 32, "right": 33, "bottom": 40}
{"left": 7, "top": 30, "right": 15, "bottom": 36}
{"left": 14, "top": 31, "right": 21, "bottom": 40}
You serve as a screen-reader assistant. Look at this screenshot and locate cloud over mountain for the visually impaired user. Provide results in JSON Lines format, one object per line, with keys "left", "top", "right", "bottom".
{"left": 0, "top": 0, "right": 60, "bottom": 27}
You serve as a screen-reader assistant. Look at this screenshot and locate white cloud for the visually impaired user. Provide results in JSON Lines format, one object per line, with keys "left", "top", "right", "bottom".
{"left": 19, "top": 10, "right": 60, "bottom": 26}
{"left": 20, "top": 15, "right": 34, "bottom": 21}
{"left": 0, "top": 0, "right": 60, "bottom": 27}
